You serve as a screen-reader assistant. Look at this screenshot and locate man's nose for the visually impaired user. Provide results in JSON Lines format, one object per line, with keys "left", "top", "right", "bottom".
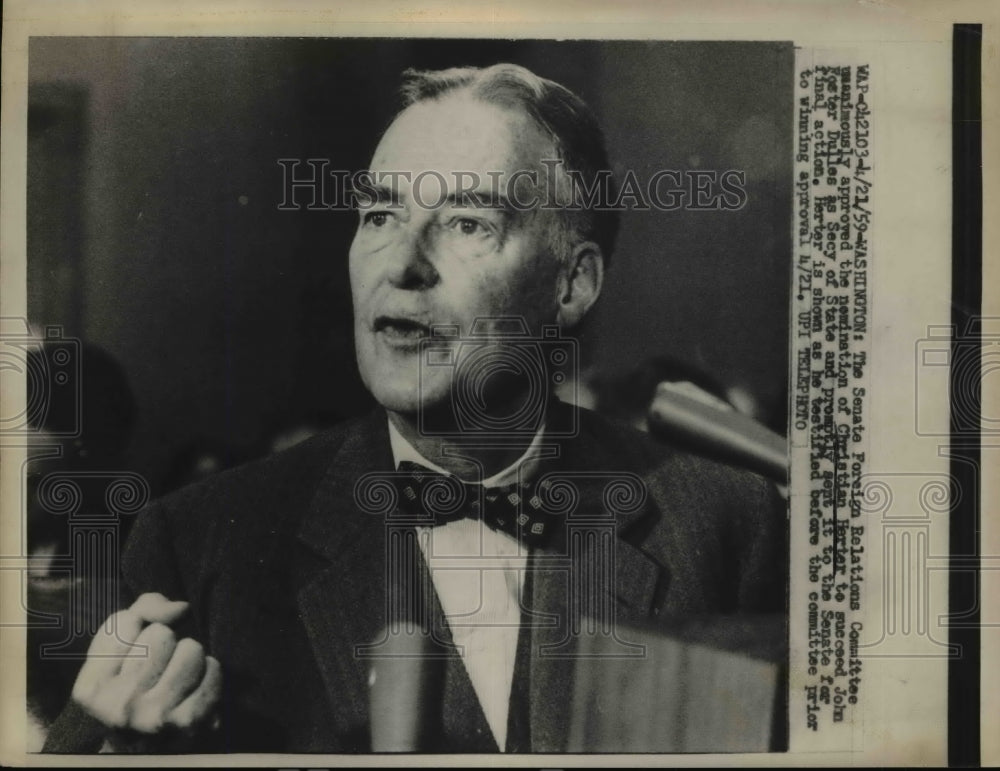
{"left": 384, "top": 219, "right": 439, "bottom": 290}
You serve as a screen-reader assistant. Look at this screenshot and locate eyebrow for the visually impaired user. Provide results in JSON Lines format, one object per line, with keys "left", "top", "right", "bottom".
{"left": 443, "top": 189, "right": 515, "bottom": 212}
{"left": 362, "top": 182, "right": 402, "bottom": 207}
{"left": 357, "top": 181, "right": 518, "bottom": 216}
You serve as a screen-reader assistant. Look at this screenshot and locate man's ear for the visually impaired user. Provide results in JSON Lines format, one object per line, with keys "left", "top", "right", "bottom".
{"left": 555, "top": 241, "right": 604, "bottom": 329}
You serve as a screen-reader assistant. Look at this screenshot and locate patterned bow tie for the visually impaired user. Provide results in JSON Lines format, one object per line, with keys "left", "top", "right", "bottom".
{"left": 393, "top": 460, "right": 558, "bottom": 548}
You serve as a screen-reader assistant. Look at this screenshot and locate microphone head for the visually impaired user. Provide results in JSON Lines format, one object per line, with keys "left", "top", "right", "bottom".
{"left": 368, "top": 627, "right": 446, "bottom": 752}
{"left": 648, "top": 382, "right": 788, "bottom": 484}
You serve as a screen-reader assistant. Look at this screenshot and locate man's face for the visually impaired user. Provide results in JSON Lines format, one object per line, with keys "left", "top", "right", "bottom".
{"left": 349, "top": 92, "right": 566, "bottom": 417}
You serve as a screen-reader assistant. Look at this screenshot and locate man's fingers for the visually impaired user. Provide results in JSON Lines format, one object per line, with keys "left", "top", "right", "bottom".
{"left": 76, "top": 608, "right": 146, "bottom": 685}
{"left": 118, "top": 622, "right": 177, "bottom": 690}
{"left": 167, "top": 655, "right": 222, "bottom": 732}
{"left": 128, "top": 592, "right": 190, "bottom": 625}
{"left": 128, "top": 637, "right": 208, "bottom": 734}
{"left": 69, "top": 593, "right": 206, "bottom": 735}
{"left": 143, "top": 638, "right": 207, "bottom": 709}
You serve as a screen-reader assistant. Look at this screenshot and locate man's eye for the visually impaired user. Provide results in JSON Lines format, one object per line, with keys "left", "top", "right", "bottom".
{"left": 363, "top": 211, "right": 392, "bottom": 227}
{"left": 449, "top": 218, "right": 490, "bottom": 237}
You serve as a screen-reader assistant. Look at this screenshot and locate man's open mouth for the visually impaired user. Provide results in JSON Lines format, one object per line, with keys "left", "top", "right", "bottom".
{"left": 373, "top": 316, "right": 431, "bottom": 340}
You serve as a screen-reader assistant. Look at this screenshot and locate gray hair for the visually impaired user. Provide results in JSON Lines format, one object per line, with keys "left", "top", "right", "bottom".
{"left": 397, "top": 63, "right": 620, "bottom": 266}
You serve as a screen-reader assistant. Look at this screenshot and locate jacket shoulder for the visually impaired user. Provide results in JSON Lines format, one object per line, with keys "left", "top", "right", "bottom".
{"left": 120, "top": 414, "right": 376, "bottom": 601}
{"left": 155, "top": 414, "right": 365, "bottom": 521}
{"left": 575, "top": 406, "right": 786, "bottom": 610}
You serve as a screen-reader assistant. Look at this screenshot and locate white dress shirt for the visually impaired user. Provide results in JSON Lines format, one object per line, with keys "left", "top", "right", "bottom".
{"left": 387, "top": 420, "right": 546, "bottom": 750}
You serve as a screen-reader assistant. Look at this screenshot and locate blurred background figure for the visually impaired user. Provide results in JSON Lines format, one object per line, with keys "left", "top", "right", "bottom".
{"left": 26, "top": 338, "right": 137, "bottom": 575}
{"left": 25, "top": 336, "right": 139, "bottom": 742}
{"left": 261, "top": 408, "right": 344, "bottom": 455}
{"left": 157, "top": 410, "right": 344, "bottom": 496}
{"left": 158, "top": 438, "right": 244, "bottom": 496}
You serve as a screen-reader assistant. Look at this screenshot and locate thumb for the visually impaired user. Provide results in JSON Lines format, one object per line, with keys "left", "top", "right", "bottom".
{"left": 129, "top": 592, "right": 190, "bottom": 625}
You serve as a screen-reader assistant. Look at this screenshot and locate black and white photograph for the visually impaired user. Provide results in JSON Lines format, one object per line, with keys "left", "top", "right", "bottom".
{"left": 21, "top": 36, "right": 792, "bottom": 755}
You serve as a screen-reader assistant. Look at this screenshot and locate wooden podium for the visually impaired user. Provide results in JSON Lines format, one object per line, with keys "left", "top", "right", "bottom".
{"left": 566, "top": 613, "right": 786, "bottom": 753}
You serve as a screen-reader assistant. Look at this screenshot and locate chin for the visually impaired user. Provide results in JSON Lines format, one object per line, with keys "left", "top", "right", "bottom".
{"left": 360, "top": 373, "right": 414, "bottom": 413}
{"left": 362, "top": 368, "right": 450, "bottom": 418}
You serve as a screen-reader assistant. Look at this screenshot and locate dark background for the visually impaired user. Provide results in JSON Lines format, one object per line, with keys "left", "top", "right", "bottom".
{"left": 27, "top": 38, "right": 793, "bottom": 496}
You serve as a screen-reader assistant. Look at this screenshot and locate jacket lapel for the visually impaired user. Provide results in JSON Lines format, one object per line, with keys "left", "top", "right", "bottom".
{"left": 293, "top": 409, "right": 397, "bottom": 740}
{"left": 526, "top": 402, "right": 665, "bottom": 752}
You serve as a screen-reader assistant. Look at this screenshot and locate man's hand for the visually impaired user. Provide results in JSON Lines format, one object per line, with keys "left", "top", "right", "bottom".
{"left": 71, "top": 592, "right": 222, "bottom": 738}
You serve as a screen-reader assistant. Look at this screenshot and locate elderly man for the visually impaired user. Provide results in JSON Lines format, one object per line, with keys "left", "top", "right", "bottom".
{"left": 43, "top": 63, "right": 786, "bottom": 754}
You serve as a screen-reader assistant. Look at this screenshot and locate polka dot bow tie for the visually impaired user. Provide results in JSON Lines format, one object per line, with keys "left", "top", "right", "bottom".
{"left": 394, "top": 460, "right": 558, "bottom": 548}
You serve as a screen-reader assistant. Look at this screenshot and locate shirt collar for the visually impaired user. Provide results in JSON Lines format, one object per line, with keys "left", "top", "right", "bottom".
{"left": 387, "top": 417, "right": 547, "bottom": 487}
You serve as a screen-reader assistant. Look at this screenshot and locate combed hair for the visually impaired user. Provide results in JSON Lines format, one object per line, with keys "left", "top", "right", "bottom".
{"left": 397, "top": 63, "right": 620, "bottom": 266}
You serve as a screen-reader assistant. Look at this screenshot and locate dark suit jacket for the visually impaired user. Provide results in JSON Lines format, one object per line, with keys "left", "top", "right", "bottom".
{"left": 43, "top": 402, "right": 787, "bottom": 753}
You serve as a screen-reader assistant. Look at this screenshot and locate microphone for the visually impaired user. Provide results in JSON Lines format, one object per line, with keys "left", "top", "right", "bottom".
{"left": 368, "top": 628, "right": 445, "bottom": 752}
{"left": 647, "top": 382, "right": 788, "bottom": 484}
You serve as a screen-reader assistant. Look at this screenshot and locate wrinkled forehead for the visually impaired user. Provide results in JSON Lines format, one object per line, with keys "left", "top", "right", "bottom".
{"left": 368, "top": 93, "right": 557, "bottom": 190}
